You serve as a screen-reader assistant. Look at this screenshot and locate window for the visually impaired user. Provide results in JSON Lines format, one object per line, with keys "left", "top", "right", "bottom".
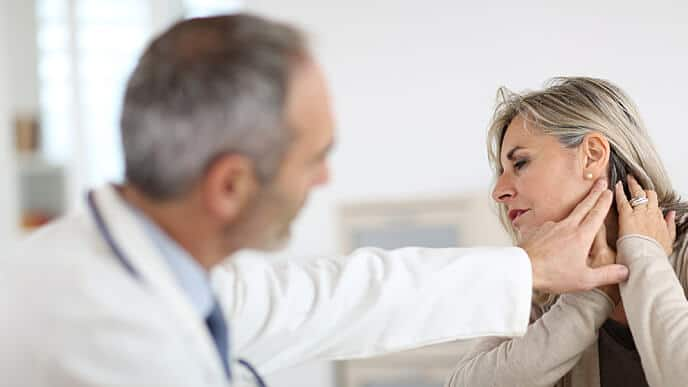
{"left": 35, "top": 0, "right": 244, "bottom": 204}
{"left": 36, "top": 0, "right": 152, "bottom": 199}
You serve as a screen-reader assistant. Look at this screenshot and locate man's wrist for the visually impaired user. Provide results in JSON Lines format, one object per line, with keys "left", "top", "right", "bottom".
{"left": 532, "top": 262, "right": 546, "bottom": 291}
{"left": 526, "top": 249, "right": 548, "bottom": 292}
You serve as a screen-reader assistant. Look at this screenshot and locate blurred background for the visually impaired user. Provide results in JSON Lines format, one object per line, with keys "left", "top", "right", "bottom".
{"left": 0, "top": 1, "right": 687, "bottom": 386}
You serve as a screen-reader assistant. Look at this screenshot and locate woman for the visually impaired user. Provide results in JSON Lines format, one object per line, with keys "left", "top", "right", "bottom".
{"left": 446, "top": 77, "right": 688, "bottom": 387}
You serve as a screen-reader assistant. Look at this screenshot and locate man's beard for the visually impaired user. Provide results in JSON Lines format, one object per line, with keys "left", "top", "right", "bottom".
{"left": 258, "top": 187, "right": 307, "bottom": 252}
{"left": 261, "top": 222, "right": 292, "bottom": 251}
{"left": 243, "top": 203, "right": 298, "bottom": 252}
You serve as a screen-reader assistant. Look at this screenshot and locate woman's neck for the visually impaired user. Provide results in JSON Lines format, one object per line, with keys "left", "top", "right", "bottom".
{"left": 603, "top": 210, "right": 629, "bottom": 325}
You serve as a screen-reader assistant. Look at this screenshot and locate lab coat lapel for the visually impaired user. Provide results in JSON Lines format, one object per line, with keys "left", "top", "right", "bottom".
{"left": 90, "top": 185, "right": 228, "bottom": 381}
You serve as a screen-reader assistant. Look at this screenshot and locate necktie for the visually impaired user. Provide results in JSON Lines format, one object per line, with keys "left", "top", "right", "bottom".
{"left": 206, "top": 299, "right": 231, "bottom": 379}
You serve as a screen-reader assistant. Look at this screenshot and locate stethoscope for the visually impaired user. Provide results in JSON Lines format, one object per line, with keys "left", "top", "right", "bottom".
{"left": 86, "top": 190, "right": 267, "bottom": 387}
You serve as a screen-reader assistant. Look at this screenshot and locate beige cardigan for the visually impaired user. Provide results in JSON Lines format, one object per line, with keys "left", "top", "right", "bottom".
{"left": 446, "top": 235, "right": 688, "bottom": 387}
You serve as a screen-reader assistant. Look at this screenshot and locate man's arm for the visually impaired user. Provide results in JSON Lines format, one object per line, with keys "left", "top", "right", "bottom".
{"left": 215, "top": 179, "right": 628, "bottom": 374}
{"left": 214, "top": 246, "right": 533, "bottom": 374}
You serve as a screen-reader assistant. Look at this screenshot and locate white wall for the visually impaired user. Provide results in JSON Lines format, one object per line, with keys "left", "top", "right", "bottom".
{"left": 243, "top": 1, "right": 688, "bottom": 386}
{"left": 0, "top": 0, "right": 20, "bottom": 247}
{"left": 0, "top": 0, "right": 40, "bottom": 247}
{"left": 3, "top": 0, "right": 39, "bottom": 116}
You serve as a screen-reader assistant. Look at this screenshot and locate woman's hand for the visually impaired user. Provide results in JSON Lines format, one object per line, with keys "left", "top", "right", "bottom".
{"left": 615, "top": 175, "right": 676, "bottom": 256}
{"left": 590, "top": 224, "right": 621, "bottom": 304}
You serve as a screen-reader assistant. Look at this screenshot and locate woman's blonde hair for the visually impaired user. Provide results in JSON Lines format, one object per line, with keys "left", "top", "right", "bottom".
{"left": 486, "top": 77, "right": 688, "bottom": 305}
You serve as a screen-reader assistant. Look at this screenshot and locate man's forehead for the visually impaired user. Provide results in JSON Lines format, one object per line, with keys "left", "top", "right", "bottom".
{"left": 285, "top": 61, "right": 334, "bottom": 134}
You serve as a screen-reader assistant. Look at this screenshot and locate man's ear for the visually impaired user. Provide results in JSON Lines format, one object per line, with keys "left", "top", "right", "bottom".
{"left": 580, "top": 132, "right": 611, "bottom": 179}
{"left": 201, "top": 154, "right": 258, "bottom": 221}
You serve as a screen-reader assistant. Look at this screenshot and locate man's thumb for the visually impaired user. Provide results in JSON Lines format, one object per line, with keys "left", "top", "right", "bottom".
{"left": 586, "top": 264, "right": 629, "bottom": 288}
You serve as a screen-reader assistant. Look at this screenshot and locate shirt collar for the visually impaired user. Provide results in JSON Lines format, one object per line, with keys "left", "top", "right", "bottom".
{"left": 125, "top": 203, "right": 215, "bottom": 319}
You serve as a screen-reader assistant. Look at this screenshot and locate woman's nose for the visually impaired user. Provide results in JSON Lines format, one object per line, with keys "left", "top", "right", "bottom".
{"left": 492, "top": 174, "right": 516, "bottom": 203}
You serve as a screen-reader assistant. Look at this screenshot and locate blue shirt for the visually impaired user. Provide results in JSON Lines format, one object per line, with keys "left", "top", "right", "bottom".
{"left": 128, "top": 205, "right": 214, "bottom": 319}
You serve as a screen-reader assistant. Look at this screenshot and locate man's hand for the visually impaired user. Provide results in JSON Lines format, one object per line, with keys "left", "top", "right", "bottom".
{"left": 589, "top": 224, "right": 621, "bottom": 304}
{"left": 519, "top": 179, "right": 629, "bottom": 293}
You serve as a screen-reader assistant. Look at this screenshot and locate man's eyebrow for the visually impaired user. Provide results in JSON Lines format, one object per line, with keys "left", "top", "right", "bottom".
{"left": 506, "top": 146, "right": 524, "bottom": 161}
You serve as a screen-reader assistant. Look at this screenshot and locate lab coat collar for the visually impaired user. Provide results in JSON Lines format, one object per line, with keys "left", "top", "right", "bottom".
{"left": 89, "top": 185, "right": 229, "bottom": 383}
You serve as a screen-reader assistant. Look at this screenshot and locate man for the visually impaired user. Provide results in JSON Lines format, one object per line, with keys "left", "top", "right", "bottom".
{"left": 0, "top": 14, "right": 627, "bottom": 387}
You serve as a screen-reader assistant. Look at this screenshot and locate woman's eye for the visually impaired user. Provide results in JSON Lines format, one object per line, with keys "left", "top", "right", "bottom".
{"left": 514, "top": 159, "right": 528, "bottom": 170}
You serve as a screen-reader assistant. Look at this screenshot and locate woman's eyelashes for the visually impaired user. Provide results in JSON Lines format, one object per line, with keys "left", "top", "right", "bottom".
{"left": 513, "top": 158, "right": 529, "bottom": 171}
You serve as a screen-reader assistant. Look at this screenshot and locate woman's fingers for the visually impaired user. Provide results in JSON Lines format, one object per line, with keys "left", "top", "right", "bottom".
{"left": 627, "top": 175, "right": 645, "bottom": 198}
{"left": 617, "top": 176, "right": 675, "bottom": 255}
{"left": 627, "top": 175, "right": 659, "bottom": 212}
{"left": 646, "top": 190, "right": 659, "bottom": 211}
{"left": 615, "top": 181, "right": 632, "bottom": 215}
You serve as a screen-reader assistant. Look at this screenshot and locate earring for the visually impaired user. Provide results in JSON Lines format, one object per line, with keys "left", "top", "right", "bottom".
{"left": 584, "top": 172, "right": 594, "bottom": 180}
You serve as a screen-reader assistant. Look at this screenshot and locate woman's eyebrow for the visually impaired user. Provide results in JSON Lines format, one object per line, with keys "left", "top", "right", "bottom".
{"left": 506, "top": 146, "right": 525, "bottom": 161}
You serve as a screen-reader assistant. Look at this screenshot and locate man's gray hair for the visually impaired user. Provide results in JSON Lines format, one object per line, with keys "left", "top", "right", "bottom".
{"left": 121, "top": 14, "right": 308, "bottom": 199}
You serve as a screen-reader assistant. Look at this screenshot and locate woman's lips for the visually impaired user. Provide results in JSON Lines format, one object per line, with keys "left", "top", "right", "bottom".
{"left": 508, "top": 209, "right": 529, "bottom": 223}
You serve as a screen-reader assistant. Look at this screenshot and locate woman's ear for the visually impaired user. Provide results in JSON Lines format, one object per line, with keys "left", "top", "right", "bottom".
{"left": 581, "top": 132, "right": 610, "bottom": 180}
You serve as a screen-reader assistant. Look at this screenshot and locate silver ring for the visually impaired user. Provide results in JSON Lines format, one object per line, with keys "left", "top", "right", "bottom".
{"left": 630, "top": 196, "right": 649, "bottom": 208}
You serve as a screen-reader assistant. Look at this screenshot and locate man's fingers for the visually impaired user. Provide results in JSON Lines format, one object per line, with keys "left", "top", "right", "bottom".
{"left": 585, "top": 264, "right": 629, "bottom": 289}
{"left": 590, "top": 223, "right": 609, "bottom": 256}
{"left": 615, "top": 181, "right": 632, "bottom": 215}
{"left": 567, "top": 179, "right": 607, "bottom": 225}
{"left": 580, "top": 189, "right": 613, "bottom": 236}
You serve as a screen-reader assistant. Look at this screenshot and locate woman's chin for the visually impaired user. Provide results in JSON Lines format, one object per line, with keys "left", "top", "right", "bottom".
{"left": 513, "top": 222, "right": 542, "bottom": 242}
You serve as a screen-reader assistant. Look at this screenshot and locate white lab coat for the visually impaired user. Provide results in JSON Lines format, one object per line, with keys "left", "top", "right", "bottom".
{"left": 0, "top": 185, "right": 533, "bottom": 386}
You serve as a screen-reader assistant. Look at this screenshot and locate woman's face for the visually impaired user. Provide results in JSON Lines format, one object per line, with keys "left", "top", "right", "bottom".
{"left": 492, "top": 115, "right": 599, "bottom": 240}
